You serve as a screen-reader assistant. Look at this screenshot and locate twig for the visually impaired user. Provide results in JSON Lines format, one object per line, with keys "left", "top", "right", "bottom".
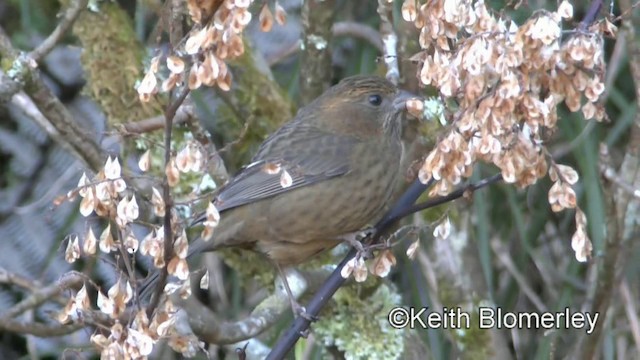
{"left": 387, "top": 174, "right": 503, "bottom": 225}
{"left": 120, "top": 103, "right": 194, "bottom": 134}
{"left": 551, "top": 121, "right": 596, "bottom": 159}
{"left": 0, "top": 320, "right": 84, "bottom": 337}
{"left": 491, "top": 239, "right": 547, "bottom": 312}
{"left": 578, "top": 0, "right": 603, "bottom": 31}
{"left": 0, "top": 267, "right": 41, "bottom": 291}
{"left": 603, "top": 30, "right": 626, "bottom": 99}
{"left": 599, "top": 150, "right": 640, "bottom": 198}
{"left": 619, "top": 280, "right": 640, "bottom": 351}
{"left": 146, "top": 87, "right": 190, "bottom": 317}
{"left": 377, "top": 0, "right": 399, "bottom": 85}
{"left": 28, "top": 0, "right": 89, "bottom": 62}
{"left": 1, "top": 272, "right": 83, "bottom": 320}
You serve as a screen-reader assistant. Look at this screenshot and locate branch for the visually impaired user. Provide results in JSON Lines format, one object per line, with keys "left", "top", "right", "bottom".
{"left": 620, "top": 280, "right": 640, "bottom": 351}
{"left": 1, "top": 272, "right": 83, "bottom": 320}
{"left": 267, "top": 173, "right": 500, "bottom": 359}
{"left": 174, "top": 269, "right": 308, "bottom": 345}
{"left": 600, "top": 149, "right": 640, "bottom": 199}
{"left": 0, "top": 320, "right": 84, "bottom": 337}
{"left": 0, "top": 270, "right": 114, "bottom": 337}
{"left": 120, "top": 103, "right": 195, "bottom": 134}
{"left": 572, "top": 2, "right": 640, "bottom": 356}
{"left": 168, "top": 0, "right": 184, "bottom": 47}
{"left": 146, "top": 87, "right": 190, "bottom": 317}
{"left": 578, "top": 0, "right": 603, "bottom": 31}
{"left": 0, "top": 267, "right": 40, "bottom": 291}
{"left": 377, "top": 0, "right": 399, "bottom": 85}
{"left": 299, "top": 0, "right": 336, "bottom": 104}
{"left": 0, "top": 27, "right": 105, "bottom": 172}
{"left": 28, "top": 0, "right": 89, "bottom": 63}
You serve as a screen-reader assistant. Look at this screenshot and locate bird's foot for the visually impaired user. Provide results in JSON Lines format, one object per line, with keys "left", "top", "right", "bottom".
{"left": 291, "top": 303, "right": 318, "bottom": 322}
{"left": 275, "top": 266, "right": 316, "bottom": 321}
{"left": 340, "top": 229, "right": 376, "bottom": 259}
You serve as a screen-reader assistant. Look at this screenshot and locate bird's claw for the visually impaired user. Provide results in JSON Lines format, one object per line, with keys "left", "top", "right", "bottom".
{"left": 341, "top": 229, "right": 375, "bottom": 259}
{"left": 292, "top": 303, "right": 318, "bottom": 322}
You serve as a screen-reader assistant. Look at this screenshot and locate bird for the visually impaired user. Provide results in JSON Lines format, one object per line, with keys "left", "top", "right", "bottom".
{"left": 190, "top": 75, "right": 416, "bottom": 264}
{"left": 142, "top": 75, "right": 418, "bottom": 307}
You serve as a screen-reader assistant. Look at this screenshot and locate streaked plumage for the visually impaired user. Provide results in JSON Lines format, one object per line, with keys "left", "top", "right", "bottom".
{"left": 191, "top": 75, "right": 414, "bottom": 265}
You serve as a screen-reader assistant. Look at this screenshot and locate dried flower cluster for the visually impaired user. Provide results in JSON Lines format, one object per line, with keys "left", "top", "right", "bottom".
{"left": 58, "top": 153, "right": 217, "bottom": 358}
{"left": 341, "top": 249, "right": 397, "bottom": 283}
{"left": 341, "top": 217, "right": 451, "bottom": 282}
{"left": 137, "top": 0, "right": 288, "bottom": 101}
{"left": 402, "top": 0, "right": 611, "bottom": 262}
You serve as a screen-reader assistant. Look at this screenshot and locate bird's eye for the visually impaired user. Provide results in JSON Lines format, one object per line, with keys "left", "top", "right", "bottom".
{"left": 368, "top": 94, "right": 383, "bottom": 106}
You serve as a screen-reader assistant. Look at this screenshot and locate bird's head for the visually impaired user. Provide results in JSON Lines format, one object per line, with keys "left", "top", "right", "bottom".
{"left": 304, "top": 75, "right": 419, "bottom": 140}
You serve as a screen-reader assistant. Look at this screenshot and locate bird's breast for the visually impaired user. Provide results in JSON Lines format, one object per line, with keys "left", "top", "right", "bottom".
{"left": 213, "top": 139, "right": 403, "bottom": 265}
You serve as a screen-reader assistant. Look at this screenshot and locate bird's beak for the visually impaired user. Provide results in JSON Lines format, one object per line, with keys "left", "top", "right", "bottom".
{"left": 393, "top": 90, "right": 420, "bottom": 113}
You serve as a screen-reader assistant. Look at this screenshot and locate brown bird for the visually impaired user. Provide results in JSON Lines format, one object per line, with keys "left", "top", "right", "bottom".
{"left": 142, "top": 75, "right": 417, "bottom": 305}
{"left": 189, "top": 75, "right": 415, "bottom": 265}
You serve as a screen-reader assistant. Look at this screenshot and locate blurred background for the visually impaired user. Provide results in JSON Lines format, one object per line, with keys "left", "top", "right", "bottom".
{"left": 0, "top": 0, "right": 638, "bottom": 359}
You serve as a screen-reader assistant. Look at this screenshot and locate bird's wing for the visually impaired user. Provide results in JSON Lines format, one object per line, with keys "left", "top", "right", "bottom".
{"left": 214, "top": 121, "right": 360, "bottom": 212}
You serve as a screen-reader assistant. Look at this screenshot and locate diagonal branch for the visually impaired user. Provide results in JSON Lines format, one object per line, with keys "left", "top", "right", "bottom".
{"left": 266, "top": 173, "right": 501, "bottom": 359}
{"left": 28, "top": 0, "right": 89, "bottom": 63}
{"left": 0, "top": 27, "right": 105, "bottom": 172}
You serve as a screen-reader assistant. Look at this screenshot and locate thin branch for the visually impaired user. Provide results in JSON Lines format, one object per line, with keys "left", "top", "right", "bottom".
{"left": 578, "top": 0, "right": 603, "bottom": 31}
{"left": 267, "top": 173, "right": 500, "bottom": 359}
{"left": 377, "top": 0, "right": 399, "bottom": 85}
{"left": 1, "top": 272, "right": 83, "bottom": 320}
{"left": 120, "top": 103, "right": 195, "bottom": 134}
{"left": 0, "top": 319, "right": 84, "bottom": 337}
{"left": 600, "top": 149, "right": 640, "bottom": 198}
{"left": 146, "top": 87, "right": 190, "bottom": 317}
{"left": 0, "top": 267, "right": 41, "bottom": 291}
{"left": 491, "top": 239, "right": 547, "bottom": 312}
{"left": 619, "top": 280, "right": 640, "bottom": 352}
{"left": 389, "top": 174, "right": 503, "bottom": 225}
{"left": 603, "top": 29, "right": 626, "bottom": 99}
{"left": 28, "top": 0, "right": 89, "bottom": 62}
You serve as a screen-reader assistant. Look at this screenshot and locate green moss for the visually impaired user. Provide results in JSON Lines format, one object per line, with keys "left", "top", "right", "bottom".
{"left": 315, "top": 282, "right": 405, "bottom": 360}
{"left": 69, "top": 0, "right": 164, "bottom": 124}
